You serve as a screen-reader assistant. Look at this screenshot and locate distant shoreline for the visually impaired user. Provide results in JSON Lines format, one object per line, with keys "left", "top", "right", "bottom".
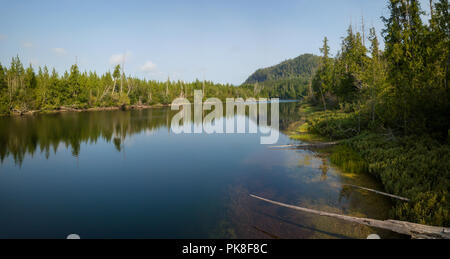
{"left": 3, "top": 99, "right": 299, "bottom": 117}
{"left": 3, "top": 104, "right": 171, "bottom": 117}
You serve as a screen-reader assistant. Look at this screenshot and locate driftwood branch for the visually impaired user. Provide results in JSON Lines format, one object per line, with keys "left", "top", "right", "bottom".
{"left": 344, "top": 184, "right": 410, "bottom": 202}
{"left": 250, "top": 194, "right": 450, "bottom": 239}
{"left": 269, "top": 142, "right": 338, "bottom": 150}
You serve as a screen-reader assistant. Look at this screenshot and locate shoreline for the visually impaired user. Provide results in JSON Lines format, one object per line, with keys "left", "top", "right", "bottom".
{"left": 286, "top": 102, "right": 449, "bottom": 227}
{"left": 3, "top": 104, "right": 171, "bottom": 117}
{"left": 3, "top": 99, "right": 293, "bottom": 117}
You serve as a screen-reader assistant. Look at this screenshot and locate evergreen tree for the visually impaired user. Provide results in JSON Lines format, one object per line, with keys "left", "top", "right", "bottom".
{"left": 312, "top": 37, "right": 334, "bottom": 110}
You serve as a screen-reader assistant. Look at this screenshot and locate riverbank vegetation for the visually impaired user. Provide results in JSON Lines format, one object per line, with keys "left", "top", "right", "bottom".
{"left": 296, "top": 107, "right": 449, "bottom": 226}
{"left": 292, "top": 0, "right": 449, "bottom": 226}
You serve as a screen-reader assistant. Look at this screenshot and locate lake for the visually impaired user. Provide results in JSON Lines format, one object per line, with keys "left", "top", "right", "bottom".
{"left": 0, "top": 102, "right": 402, "bottom": 238}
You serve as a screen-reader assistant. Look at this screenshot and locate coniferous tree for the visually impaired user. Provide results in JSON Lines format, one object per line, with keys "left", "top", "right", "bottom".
{"left": 312, "top": 37, "right": 334, "bottom": 110}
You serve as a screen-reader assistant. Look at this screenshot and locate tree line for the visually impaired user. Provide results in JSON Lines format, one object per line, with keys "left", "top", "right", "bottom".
{"left": 305, "top": 0, "right": 449, "bottom": 226}
{"left": 243, "top": 54, "right": 320, "bottom": 100}
{"left": 0, "top": 59, "right": 260, "bottom": 115}
{"left": 309, "top": 0, "right": 449, "bottom": 139}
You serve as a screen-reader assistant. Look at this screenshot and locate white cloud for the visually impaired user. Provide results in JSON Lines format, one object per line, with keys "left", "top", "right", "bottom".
{"left": 141, "top": 61, "right": 157, "bottom": 73}
{"left": 109, "top": 51, "right": 131, "bottom": 65}
{"left": 53, "top": 48, "right": 67, "bottom": 55}
{"left": 23, "top": 42, "right": 33, "bottom": 48}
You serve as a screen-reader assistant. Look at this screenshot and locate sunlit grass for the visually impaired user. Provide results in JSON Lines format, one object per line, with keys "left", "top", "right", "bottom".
{"left": 329, "top": 145, "right": 368, "bottom": 174}
{"left": 290, "top": 133, "right": 328, "bottom": 143}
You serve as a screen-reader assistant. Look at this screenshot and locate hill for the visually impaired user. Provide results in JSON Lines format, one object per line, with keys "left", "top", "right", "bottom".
{"left": 244, "top": 54, "right": 320, "bottom": 84}
{"left": 243, "top": 54, "right": 320, "bottom": 99}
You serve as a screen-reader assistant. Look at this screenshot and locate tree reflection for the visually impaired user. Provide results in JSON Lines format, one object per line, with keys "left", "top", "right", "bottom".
{"left": 0, "top": 102, "right": 302, "bottom": 166}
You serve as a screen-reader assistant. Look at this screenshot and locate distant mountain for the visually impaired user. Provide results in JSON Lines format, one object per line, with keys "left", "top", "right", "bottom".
{"left": 244, "top": 54, "right": 320, "bottom": 85}
{"left": 243, "top": 54, "right": 320, "bottom": 99}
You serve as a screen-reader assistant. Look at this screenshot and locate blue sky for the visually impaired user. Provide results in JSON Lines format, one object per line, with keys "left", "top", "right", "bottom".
{"left": 0, "top": 0, "right": 431, "bottom": 85}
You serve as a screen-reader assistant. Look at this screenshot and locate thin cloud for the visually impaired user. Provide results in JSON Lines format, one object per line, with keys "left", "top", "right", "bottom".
{"left": 141, "top": 61, "right": 157, "bottom": 73}
{"left": 0, "top": 34, "right": 6, "bottom": 41}
{"left": 53, "top": 48, "right": 67, "bottom": 55}
{"left": 23, "top": 42, "right": 33, "bottom": 48}
{"left": 109, "top": 51, "right": 131, "bottom": 65}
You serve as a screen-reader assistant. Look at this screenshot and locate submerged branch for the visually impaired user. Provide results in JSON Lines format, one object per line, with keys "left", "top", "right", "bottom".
{"left": 269, "top": 142, "right": 339, "bottom": 150}
{"left": 344, "top": 184, "right": 410, "bottom": 202}
{"left": 250, "top": 194, "right": 450, "bottom": 239}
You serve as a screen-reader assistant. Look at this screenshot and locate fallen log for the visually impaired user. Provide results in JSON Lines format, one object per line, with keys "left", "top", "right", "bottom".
{"left": 250, "top": 194, "right": 450, "bottom": 239}
{"left": 269, "top": 142, "right": 339, "bottom": 150}
{"left": 344, "top": 184, "right": 410, "bottom": 202}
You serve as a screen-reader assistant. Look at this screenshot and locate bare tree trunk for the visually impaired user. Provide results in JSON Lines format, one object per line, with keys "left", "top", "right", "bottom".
{"left": 100, "top": 84, "right": 111, "bottom": 101}
{"left": 429, "top": 0, "right": 434, "bottom": 17}
{"left": 111, "top": 79, "right": 116, "bottom": 95}
{"left": 7, "top": 77, "right": 11, "bottom": 106}
{"left": 202, "top": 80, "right": 205, "bottom": 97}
{"left": 361, "top": 15, "right": 365, "bottom": 46}
{"left": 344, "top": 184, "right": 410, "bottom": 201}
{"left": 250, "top": 194, "right": 450, "bottom": 239}
{"left": 120, "top": 77, "right": 123, "bottom": 94}
{"left": 269, "top": 142, "right": 338, "bottom": 149}
{"left": 148, "top": 88, "right": 152, "bottom": 104}
{"left": 127, "top": 78, "right": 132, "bottom": 96}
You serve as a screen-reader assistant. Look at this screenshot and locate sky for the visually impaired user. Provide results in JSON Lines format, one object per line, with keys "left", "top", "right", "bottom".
{"left": 0, "top": 0, "right": 431, "bottom": 85}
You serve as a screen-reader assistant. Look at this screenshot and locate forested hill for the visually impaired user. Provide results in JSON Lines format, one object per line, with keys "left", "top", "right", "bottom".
{"left": 244, "top": 54, "right": 320, "bottom": 84}
{"left": 241, "top": 54, "right": 320, "bottom": 99}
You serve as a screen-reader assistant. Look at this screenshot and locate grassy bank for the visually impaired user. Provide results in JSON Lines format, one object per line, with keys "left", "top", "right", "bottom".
{"left": 289, "top": 103, "right": 449, "bottom": 227}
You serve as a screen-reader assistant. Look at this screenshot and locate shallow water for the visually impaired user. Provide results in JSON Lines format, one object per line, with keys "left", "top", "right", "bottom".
{"left": 0, "top": 102, "right": 402, "bottom": 238}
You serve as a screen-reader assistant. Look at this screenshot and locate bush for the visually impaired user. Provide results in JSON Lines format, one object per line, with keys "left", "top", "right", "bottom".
{"left": 344, "top": 133, "right": 450, "bottom": 226}
{"left": 307, "top": 110, "right": 366, "bottom": 140}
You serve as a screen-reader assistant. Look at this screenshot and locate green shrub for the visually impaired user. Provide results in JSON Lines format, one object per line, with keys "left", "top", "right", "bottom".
{"left": 307, "top": 110, "right": 366, "bottom": 140}
{"left": 344, "top": 133, "right": 450, "bottom": 226}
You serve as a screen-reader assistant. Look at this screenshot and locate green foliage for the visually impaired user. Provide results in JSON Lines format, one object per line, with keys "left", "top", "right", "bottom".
{"left": 311, "top": 37, "right": 335, "bottom": 109}
{"left": 243, "top": 54, "right": 320, "bottom": 99}
{"left": 307, "top": 110, "right": 365, "bottom": 140}
{"left": 302, "top": 1, "right": 449, "bottom": 226}
{"left": 343, "top": 133, "right": 450, "bottom": 226}
{"left": 244, "top": 54, "right": 320, "bottom": 84}
{"left": 299, "top": 103, "right": 449, "bottom": 226}
{"left": 247, "top": 77, "right": 309, "bottom": 99}
{"left": 0, "top": 57, "right": 258, "bottom": 115}
{"left": 333, "top": 27, "right": 369, "bottom": 103}
{"left": 307, "top": 0, "right": 449, "bottom": 138}
{"left": 329, "top": 145, "right": 368, "bottom": 174}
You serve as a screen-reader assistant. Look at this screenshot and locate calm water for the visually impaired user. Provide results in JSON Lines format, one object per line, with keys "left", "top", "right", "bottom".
{"left": 0, "top": 102, "right": 401, "bottom": 239}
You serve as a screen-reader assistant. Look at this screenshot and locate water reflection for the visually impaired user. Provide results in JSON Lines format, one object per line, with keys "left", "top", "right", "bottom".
{"left": 0, "top": 109, "right": 174, "bottom": 165}
{"left": 0, "top": 101, "right": 302, "bottom": 166}
{"left": 219, "top": 148, "right": 403, "bottom": 239}
{"left": 0, "top": 102, "right": 404, "bottom": 239}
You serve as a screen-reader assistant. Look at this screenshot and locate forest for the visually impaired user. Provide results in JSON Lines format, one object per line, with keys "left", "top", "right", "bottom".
{"left": 309, "top": 0, "right": 448, "bottom": 138}
{"left": 0, "top": 0, "right": 448, "bottom": 227}
{"left": 0, "top": 59, "right": 261, "bottom": 115}
{"left": 302, "top": 0, "right": 449, "bottom": 226}
{"left": 243, "top": 54, "right": 320, "bottom": 100}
